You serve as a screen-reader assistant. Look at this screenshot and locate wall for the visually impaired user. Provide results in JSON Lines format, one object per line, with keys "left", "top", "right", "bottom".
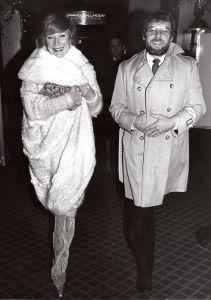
{"left": 0, "top": 10, "right": 21, "bottom": 68}
{"left": 129, "top": 0, "right": 160, "bottom": 11}
{"left": 127, "top": 0, "right": 211, "bottom": 51}
{"left": 0, "top": 9, "right": 22, "bottom": 166}
{"left": 176, "top": 0, "right": 211, "bottom": 129}
{"left": 0, "top": 87, "right": 5, "bottom": 166}
{"left": 127, "top": 0, "right": 161, "bottom": 55}
{"left": 197, "top": 31, "right": 211, "bottom": 127}
{"left": 177, "top": 0, "right": 211, "bottom": 47}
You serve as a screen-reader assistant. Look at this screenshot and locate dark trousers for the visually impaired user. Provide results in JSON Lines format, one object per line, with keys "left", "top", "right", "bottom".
{"left": 123, "top": 198, "right": 155, "bottom": 284}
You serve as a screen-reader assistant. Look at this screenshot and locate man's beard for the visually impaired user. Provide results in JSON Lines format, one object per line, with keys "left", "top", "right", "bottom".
{"left": 145, "top": 39, "right": 171, "bottom": 56}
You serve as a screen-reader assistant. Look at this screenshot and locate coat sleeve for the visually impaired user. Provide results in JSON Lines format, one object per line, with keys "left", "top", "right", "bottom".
{"left": 171, "top": 59, "right": 206, "bottom": 135}
{"left": 109, "top": 63, "right": 137, "bottom": 133}
{"left": 20, "top": 81, "right": 75, "bottom": 121}
{"left": 81, "top": 62, "right": 103, "bottom": 118}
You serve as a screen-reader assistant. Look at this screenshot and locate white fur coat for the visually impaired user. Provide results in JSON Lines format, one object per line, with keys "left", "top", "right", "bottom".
{"left": 19, "top": 46, "right": 96, "bottom": 216}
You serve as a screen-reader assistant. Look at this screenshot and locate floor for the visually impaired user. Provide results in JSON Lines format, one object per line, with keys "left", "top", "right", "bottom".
{"left": 0, "top": 127, "right": 211, "bottom": 300}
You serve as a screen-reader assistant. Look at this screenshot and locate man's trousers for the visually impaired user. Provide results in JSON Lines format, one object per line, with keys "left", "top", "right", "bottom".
{"left": 123, "top": 198, "right": 155, "bottom": 286}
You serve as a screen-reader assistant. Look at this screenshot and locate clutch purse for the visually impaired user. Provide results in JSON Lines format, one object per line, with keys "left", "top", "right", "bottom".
{"left": 39, "top": 83, "right": 71, "bottom": 98}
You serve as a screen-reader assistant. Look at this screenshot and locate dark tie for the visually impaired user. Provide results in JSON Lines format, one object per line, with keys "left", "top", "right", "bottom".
{"left": 152, "top": 58, "right": 160, "bottom": 75}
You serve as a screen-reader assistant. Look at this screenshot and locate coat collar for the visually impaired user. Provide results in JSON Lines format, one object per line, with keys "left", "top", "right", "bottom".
{"left": 133, "top": 43, "right": 184, "bottom": 86}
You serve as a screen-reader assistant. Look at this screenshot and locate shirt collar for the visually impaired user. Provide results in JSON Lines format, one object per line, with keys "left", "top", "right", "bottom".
{"left": 146, "top": 52, "right": 165, "bottom": 69}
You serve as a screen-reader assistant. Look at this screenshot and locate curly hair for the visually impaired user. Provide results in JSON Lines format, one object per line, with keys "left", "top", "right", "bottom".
{"left": 40, "top": 13, "right": 78, "bottom": 45}
{"left": 143, "top": 10, "right": 176, "bottom": 38}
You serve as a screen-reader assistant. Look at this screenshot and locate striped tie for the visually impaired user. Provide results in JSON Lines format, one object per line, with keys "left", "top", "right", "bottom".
{"left": 152, "top": 58, "right": 160, "bottom": 75}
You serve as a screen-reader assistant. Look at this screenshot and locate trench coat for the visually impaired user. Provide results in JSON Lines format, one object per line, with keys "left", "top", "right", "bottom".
{"left": 110, "top": 43, "right": 206, "bottom": 207}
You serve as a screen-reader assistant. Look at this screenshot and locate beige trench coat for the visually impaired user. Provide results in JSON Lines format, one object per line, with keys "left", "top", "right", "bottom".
{"left": 110, "top": 43, "right": 206, "bottom": 207}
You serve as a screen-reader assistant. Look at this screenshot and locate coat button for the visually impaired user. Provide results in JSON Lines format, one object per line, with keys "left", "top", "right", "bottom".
{"left": 137, "top": 86, "right": 142, "bottom": 91}
{"left": 139, "top": 136, "right": 144, "bottom": 140}
{"left": 140, "top": 110, "right": 145, "bottom": 115}
{"left": 165, "top": 135, "right": 170, "bottom": 140}
{"left": 167, "top": 107, "right": 171, "bottom": 112}
{"left": 170, "top": 84, "right": 174, "bottom": 88}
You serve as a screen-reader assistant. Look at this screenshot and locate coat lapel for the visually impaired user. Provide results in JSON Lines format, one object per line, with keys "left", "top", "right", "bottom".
{"left": 133, "top": 64, "right": 152, "bottom": 87}
{"left": 154, "top": 59, "right": 173, "bottom": 81}
{"left": 132, "top": 45, "right": 182, "bottom": 86}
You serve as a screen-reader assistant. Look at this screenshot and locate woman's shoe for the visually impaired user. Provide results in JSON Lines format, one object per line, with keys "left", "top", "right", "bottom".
{"left": 51, "top": 263, "right": 66, "bottom": 298}
{"left": 56, "top": 285, "right": 64, "bottom": 298}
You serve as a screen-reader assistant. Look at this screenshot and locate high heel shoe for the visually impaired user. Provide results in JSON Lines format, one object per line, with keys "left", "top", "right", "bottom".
{"left": 51, "top": 268, "right": 65, "bottom": 298}
{"left": 51, "top": 258, "right": 66, "bottom": 298}
{"left": 56, "top": 285, "right": 64, "bottom": 298}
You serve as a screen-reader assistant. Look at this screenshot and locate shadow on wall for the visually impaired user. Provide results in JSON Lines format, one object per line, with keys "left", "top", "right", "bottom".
{"left": 126, "top": 10, "right": 149, "bottom": 57}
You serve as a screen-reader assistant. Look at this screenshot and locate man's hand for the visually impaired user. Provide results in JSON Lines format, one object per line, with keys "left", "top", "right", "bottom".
{"left": 133, "top": 112, "right": 147, "bottom": 132}
{"left": 145, "top": 112, "right": 175, "bottom": 137}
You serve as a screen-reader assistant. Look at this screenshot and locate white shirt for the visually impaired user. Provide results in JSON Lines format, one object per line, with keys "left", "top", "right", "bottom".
{"left": 146, "top": 52, "right": 165, "bottom": 70}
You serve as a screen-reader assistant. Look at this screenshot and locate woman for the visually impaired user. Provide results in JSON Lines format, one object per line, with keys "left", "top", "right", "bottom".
{"left": 18, "top": 13, "right": 102, "bottom": 297}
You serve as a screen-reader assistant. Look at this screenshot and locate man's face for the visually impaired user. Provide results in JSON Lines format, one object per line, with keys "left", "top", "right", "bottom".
{"left": 144, "top": 21, "right": 172, "bottom": 56}
{"left": 45, "top": 29, "right": 71, "bottom": 58}
{"left": 109, "top": 38, "right": 125, "bottom": 59}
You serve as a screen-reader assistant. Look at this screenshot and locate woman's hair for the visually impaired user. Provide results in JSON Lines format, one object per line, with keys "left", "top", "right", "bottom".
{"left": 143, "top": 10, "right": 176, "bottom": 37}
{"left": 40, "top": 13, "right": 78, "bottom": 45}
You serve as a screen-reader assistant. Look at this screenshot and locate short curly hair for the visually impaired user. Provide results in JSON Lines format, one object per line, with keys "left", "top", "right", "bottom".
{"left": 143, "top": 10, "right": 176, "bottom": 38}
{"left": 40, "top": 13, "right": 78, "bottom": 45}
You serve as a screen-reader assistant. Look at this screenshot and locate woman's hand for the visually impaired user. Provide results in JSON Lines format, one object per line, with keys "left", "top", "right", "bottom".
{"left": 69, "top": 86, "right": 82, "bottom": 109}
{"left": 77, "top": 84, "right": 96, "bottom": 101}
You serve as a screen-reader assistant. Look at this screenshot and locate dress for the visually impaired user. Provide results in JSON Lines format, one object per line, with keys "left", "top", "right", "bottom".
{"left": 18, "top": 45, "right": 102, "bottom": 292}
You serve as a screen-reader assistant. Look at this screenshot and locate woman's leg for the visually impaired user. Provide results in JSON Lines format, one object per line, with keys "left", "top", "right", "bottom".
{"left": 51, "top": 195, "right": 84, "bottom": 296}
{"left": 51, "top": 215, "right": 75, "bottom": 293}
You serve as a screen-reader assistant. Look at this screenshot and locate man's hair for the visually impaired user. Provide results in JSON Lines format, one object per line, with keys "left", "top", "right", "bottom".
{"left": 143, "top": 10, "right": 176, "bottom": 37}
{"left": 109, "top": 35, "right": 126, "bottom": 46}
{"left": 40, "top": 13, "right": 78, "bottom": 45}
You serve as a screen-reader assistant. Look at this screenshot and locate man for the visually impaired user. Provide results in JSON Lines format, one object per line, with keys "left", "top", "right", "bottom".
{"left": 95, "top": 36, "right": 128, "bottom": 171}
{"left": 109, "top": 10, "right": 206, "bottom": 294}
{"left": 99, "top": 36, "right": 127, "bottom": 101}
{"left": 109, "top": 36, "right": 127, "bottom": 71}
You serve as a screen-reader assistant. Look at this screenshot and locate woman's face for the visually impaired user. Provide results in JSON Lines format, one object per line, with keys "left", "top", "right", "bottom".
{"left": 45, "top": 29, "right": 71, "bottom": 58}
